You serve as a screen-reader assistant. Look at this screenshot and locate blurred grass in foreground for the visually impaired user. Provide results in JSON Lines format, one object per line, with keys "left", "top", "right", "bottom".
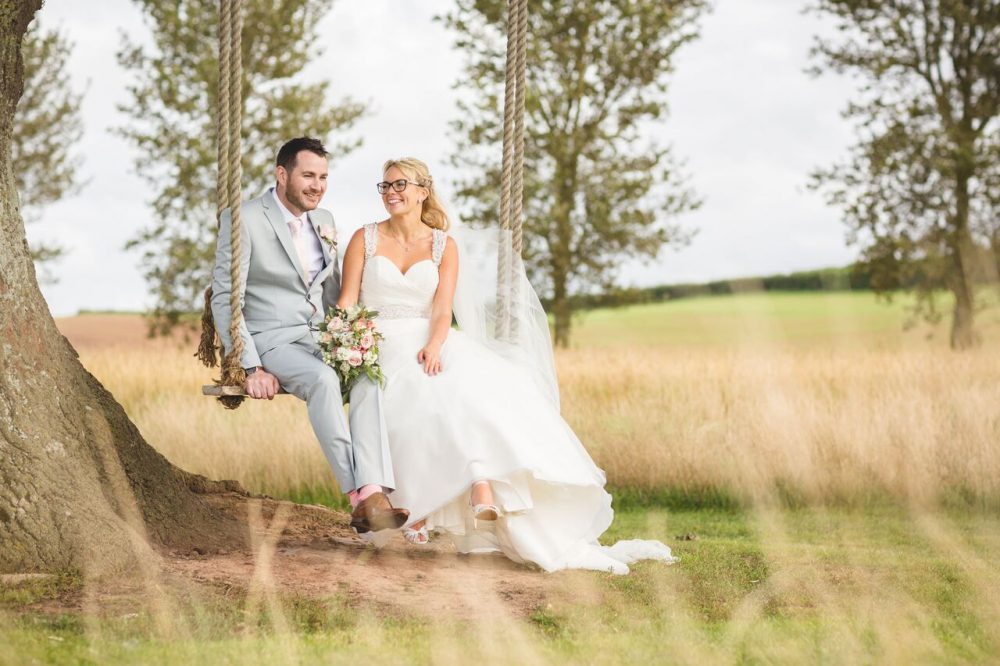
{"left": 3, "top": 505, "right": 998, "bottom": 664}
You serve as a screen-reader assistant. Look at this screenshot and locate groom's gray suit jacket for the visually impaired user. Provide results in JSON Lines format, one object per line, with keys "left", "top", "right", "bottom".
{"left": 211, "top": 190, "right": 339, "bottom": 369}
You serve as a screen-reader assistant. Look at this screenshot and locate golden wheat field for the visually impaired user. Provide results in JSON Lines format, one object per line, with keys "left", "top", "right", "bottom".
{"left": 60, "top": 294, "right": 1000, "bottom": 508}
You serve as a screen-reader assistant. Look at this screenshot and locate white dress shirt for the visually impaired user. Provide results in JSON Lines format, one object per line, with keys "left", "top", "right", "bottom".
{"left": 271, "top": 188, "right": 325, "bottom": 284}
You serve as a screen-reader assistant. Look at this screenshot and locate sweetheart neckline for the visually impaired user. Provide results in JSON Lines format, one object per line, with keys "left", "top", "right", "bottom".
{"left": 367, "top": 254, "right": 436, "bottom": 278}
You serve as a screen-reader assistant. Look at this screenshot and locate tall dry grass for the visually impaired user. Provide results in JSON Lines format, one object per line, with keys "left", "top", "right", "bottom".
{"left": 75, "top": 335, "right": 1000, "bottom": 507}
{"left": 81, "top": 344, "right": 333, "bottom": 496}
{"left": 559, "top": 346, "right": 1000, "bottom": 505}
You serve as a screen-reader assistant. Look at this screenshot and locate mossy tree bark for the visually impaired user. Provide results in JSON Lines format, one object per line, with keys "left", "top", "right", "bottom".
{"left": 0, "top": 0, "right": 245, "bottom": 576}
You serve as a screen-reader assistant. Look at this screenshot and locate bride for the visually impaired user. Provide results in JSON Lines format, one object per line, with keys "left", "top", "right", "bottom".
{"left": 336, "top": 157, "right": 676, "bottom": 574}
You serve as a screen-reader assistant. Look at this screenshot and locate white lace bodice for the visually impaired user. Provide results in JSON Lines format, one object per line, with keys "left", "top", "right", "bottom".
{"left": 360, "top": 222, "right": 446, "bottom": 319}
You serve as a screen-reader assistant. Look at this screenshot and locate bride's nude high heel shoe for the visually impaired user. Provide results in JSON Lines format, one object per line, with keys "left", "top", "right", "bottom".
{"left": 403, "top": 522, "right": 429, "bottom": 545}
{"left": 470, "top": 480, "right": 500, "bottom": 529}
{"left": 472, "top": 503, "right": 501, "bottom": 529}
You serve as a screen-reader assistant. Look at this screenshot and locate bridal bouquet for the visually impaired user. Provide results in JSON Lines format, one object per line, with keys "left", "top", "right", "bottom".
{"left": 318, "top": 305, "right": 385, "bottom": 401}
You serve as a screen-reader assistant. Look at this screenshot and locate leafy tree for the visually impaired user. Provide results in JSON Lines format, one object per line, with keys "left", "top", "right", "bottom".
{"left": 13, "top": 22, "right": 85, "bottom": 278}
{"left": 443, "top": 0, "right": 705, "bottom": 347}
{"left": 117, "top": 0, "right": 366, "bottom": 332}
{"left": 810, "top": 0, "right": 1000, "bottom": 349}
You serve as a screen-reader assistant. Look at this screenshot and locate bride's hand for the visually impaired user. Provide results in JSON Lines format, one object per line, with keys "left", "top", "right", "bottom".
{"left": 417, "top": 342, "right": 442, "bottom": 376}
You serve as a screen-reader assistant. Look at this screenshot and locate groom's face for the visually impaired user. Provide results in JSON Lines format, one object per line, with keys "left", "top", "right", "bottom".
{"left": 276, "top": 150, "right": 328, "bottom": 214}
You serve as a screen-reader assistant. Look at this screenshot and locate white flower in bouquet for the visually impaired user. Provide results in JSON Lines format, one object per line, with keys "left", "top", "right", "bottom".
{"left": 318, "top": 304, "right": 387, "bottom": 402}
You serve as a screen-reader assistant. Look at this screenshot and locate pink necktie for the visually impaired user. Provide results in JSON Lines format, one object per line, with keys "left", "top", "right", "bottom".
{"left": 288, "top": 217, "right": 311, "bottom": 281}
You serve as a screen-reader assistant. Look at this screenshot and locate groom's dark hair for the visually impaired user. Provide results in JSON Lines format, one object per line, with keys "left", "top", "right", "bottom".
{"left": 276, "top": 136, "right": 328, "bottom": 171}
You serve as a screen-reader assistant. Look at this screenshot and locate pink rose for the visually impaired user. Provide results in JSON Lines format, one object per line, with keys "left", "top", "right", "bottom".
{"left": 348, "top": 350, "right": 363, "bottom": 367}
{"left": 360, "top": 333, "right": 374, "bottom": 348}
{"left": 328, "top": 317, "right": 344, "bottom": 331}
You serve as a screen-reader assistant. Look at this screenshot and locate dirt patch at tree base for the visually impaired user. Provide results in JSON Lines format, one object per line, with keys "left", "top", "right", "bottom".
{"left": 5, "top": 493, "right": 579, "bottom": 623}
{"left": 167, "top": 492, "right": 554, "bottom": 621}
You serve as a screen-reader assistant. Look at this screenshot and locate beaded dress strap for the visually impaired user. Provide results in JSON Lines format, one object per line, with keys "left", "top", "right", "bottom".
{"left": 431, "top": 229, "right": 447, "bottom": 267}
{"left": 363, "top": 222, "right": 378, "bottom": 260}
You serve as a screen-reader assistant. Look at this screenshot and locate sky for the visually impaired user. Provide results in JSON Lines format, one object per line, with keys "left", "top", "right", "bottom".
{"left": 27, "top": 0, "right": 859, "bottom": 316}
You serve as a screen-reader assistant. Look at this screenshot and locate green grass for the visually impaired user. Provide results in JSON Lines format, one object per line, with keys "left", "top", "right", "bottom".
{"left": 0, "top": 572, "right": 82, "bottom": 607}
{"left": 4, "top": 505, "right": 998, "bottom": 664}
{"left": 282, "top": 484, "right": 351, "bottom": 512}
{"left": 569, "top": 291, "right": 1000, "bottom": 348}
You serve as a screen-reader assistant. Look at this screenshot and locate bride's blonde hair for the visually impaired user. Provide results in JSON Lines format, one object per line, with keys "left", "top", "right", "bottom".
{"left": 382, "top": 157, "right": 450, "bottom": 231}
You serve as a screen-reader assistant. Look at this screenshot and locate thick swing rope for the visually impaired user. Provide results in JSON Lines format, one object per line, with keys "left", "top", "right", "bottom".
{"left": 510, "top": 0, "right": 528, "bottom": 258}
{"left": 508, "top": 0, "right": 529, "bottom": 339}
{"left": 198, "top": 0, "right": 246, "bottom": 408}
{"left": 216, "top": 0, "right": 231, "bottom": 224}
{"left": 221, "top": 0, "right": 246, "bottom": 384}
{"left": 495, "top": 0, "right": 519, "bottom": 340}
{"left": 196, "top": 0, "right": 232, "bottom": 371}
{"left": 496, "top": 0, "right": 528, "bottom": 341}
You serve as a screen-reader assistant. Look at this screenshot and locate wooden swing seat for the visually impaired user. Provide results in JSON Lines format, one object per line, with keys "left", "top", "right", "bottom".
{"left": 201, "top": 385, "right": 287, "bottom": 396}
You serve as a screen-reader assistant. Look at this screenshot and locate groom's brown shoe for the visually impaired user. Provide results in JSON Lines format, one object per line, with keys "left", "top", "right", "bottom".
{"left": 350, "top": 492, "right": 409, "bottom": 534}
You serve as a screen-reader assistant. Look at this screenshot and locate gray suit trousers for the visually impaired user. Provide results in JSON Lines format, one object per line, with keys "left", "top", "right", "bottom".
{"left": 260, "top": 334, "right": 395, "bottom": 493}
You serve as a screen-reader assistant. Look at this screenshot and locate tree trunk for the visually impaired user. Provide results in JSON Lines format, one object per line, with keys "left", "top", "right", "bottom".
{"left": 949, "top": 167, "right": 980, "bottom": 350}
{"left": 550, "top": 160, "right": 576, "bottom": 349}
{"left": 552, "top": 290, "right": 571, "bottom": 349}
{"left": 1, "top": 1, "right": 245, "bottom": 576}
{"left": 950, "top": 236, "right": 979, "bottom": 350}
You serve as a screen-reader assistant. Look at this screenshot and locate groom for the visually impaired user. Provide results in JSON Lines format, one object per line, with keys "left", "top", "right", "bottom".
{"left": 211, "top": 136, "right": 408, "bottom": 534}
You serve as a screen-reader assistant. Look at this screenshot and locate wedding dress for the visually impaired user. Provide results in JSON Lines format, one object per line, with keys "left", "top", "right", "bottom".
{"left": 358, "top": 222, "right": 676, "bottom": 574}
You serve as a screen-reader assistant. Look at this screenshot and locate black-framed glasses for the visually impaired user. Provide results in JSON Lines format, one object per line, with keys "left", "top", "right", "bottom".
{"left": 376, "top": 179, "right": 424, "bottom": 195}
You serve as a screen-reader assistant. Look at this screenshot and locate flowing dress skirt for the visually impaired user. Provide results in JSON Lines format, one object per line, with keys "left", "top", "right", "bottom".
{"left": 373, "top": 317, "right": 676, "bottom": 574}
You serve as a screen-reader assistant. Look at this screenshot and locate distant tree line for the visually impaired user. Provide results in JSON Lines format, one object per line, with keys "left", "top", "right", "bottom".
{"left": 549, "top": 261, "right": 1000, "bottom": 311}
{"left": 560, "top": 233, "right": 1000, "bottom": 311}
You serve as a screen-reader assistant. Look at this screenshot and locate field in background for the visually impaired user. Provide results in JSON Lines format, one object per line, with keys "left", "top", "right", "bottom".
{"left": 11, "top": 291, "right": 996, "bottom": 663}
{"left": 572, "top": 290, "right": 1000, "bottom": 349}
{"left": 56, "top": 292, "right": 1000, "bottom": 506}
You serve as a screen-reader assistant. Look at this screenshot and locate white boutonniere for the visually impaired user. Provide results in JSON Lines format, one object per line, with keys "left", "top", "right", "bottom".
{"left": 318, "top": 224, "right": 338, "bottom": 252}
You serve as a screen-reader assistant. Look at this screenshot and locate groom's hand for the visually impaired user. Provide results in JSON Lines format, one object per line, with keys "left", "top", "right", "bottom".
{"left": 245, "top": 368, "right": 281, "bottom": 400}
